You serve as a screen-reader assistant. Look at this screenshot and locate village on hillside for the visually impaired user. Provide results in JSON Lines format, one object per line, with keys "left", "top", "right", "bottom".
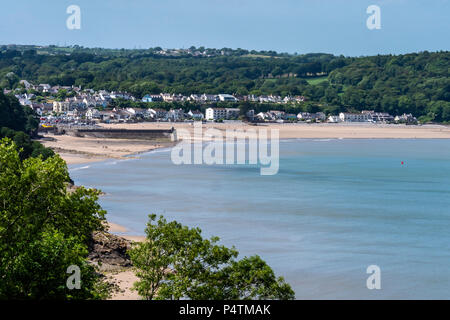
{"left": 7, "top": 80, "right": 418, "bottom": 127}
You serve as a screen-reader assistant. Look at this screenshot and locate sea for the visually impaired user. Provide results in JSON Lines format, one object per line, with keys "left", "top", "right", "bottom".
{"left": 69, "top": 139, "right": 450, "bottom": 299}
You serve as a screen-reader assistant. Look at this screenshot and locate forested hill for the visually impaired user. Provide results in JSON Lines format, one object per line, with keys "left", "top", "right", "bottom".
{"left": 0, "top": 46, "right": 449, "bottom": 122}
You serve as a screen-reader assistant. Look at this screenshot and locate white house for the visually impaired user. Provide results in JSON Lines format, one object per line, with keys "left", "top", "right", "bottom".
{"left": 53, "top": 101, "right": 71, "bottom": 113}
{"left": 297, "top": 112, "right": 312, "bottom": 121}
{"left": 218, "top": 94, "right": 238, "bottom": 102}
{"left": 339, "top": 112, "right": 370, "bottom": 122}
{"left": 327, "top": 115, "right": 341, "bottom": 123}
{"left": 188, "top": 110, "right": 204, "bottom": 120}
{"left": 395, "top": 113, "right": 417, "bottom": 124}
{"left": 86, "top": 108, "right": 100, "bottom": 120}
{"left": 148, "top": 108, "right": 168, "bottom": 120}
{"left": 161, "top": 93, "right": 175, "bottom": 102}
{"left": 189, "top": 94, "right": 202, "bottom": 102}
{"left": 256, "top": 112, "right": 275, "bottom": 121}
{"left": 299, "top": 112, "right": 326, "bottom": 121}
{"left": 18, "top": 98, "right": 32, "bottom": 106}
{"left": 39, "top": 84, "right": 51, "bottom": 92}
{"left": 205, "top": 108, "right": 240, "bottom": 120}
{"left": 269, "top": 110, "right": 285, "bottom": 120}
{"left": 201, "top": 94, "right": 219, "bottom": 102}
{"left": 126, "top": 108, "right": 146, "bottom": 118}
{"left": 283, "top": 96, "right": 294, "bottom": 104}
{"left": 167, "top": 108, "right": 185, "bottom": 121}
{"left": 362, "top": 111, "right": 394, "bottom": 123}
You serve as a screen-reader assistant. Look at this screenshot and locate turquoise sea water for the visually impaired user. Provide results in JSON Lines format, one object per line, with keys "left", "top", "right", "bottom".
{"left": 70, "top": 139, "right": 450, "bottom": 299}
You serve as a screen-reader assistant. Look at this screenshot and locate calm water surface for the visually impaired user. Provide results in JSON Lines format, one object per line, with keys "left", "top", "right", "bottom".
{"left": 70, "top": 139, "right": 450, "bottom": 299}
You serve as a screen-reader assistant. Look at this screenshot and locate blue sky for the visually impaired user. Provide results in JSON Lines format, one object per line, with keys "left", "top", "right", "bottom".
{"left": 0, "top": 0, "right": 448, "bottom": 56}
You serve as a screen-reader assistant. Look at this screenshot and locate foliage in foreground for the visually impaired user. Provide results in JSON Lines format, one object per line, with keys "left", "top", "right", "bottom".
{"left": 129, "top": 214, "right": 295, "bottom": 300}
{"left": 0, "top": 138, "right": 107, "bottom": 299}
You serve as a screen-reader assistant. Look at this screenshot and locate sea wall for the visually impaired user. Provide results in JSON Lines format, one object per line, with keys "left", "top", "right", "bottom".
{"left": 60, "top": 127, "right": 176, "bottom": 141}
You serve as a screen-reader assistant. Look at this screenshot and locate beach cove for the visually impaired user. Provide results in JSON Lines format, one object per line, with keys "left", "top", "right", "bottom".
{"left": 43, "top": 123, "right": 450, "bottom": 165}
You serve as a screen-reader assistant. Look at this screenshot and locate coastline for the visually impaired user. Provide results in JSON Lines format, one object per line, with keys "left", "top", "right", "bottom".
{"left": 41, "top": 122, "right": 450, "bottom": 165}
{"left": 102, "top": 122, "right": 450, "bottom": 140}
{"left": 107, "top": 222, "right": 146, "bottom": 243}
{"left": 40, "top": 133, "right": 176, "bottom": 165}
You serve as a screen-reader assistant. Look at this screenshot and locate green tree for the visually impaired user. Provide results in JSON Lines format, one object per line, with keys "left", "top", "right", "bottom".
{"left": 0, "top": 93, "right": 54, "bottom": 159}
{"left": 129, "top": 214, "right": 295, "bottom": 300}
{"left": 0, "top": 138, "right": 108, "bottom": 299}
{"left": 56, "top": 89, "right": 68, "bottom": 100}
{"left": 2, "top": 47, "right": 448, "bottom": 120}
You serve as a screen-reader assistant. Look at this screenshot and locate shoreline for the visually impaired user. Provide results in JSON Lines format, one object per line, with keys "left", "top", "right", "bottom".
{"left": 107, "top": 222, "right": 146, "bottom": 243}
{"left": 41, "top": 123, "right": 450, "bottom": 165}
{"left": 40, "top": 133, "right": 176, "bottom": 165}
{"left": 94, "top": 222, "right": 142, "bottom": 300}
{"left": 102, "top": 122, "right": 450, "bottom": 140}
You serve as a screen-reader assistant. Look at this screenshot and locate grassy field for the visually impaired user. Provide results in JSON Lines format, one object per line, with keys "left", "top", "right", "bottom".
{"left": 242, "top": 54, "right": 281, "bottom": 59}
{"left": 305, "top": 76, "right": 328, "bottom": 85}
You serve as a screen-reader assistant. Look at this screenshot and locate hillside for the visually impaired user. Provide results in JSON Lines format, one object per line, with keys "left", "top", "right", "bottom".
{"left": 0, "top": 46, "right": 449, "bottom": 122}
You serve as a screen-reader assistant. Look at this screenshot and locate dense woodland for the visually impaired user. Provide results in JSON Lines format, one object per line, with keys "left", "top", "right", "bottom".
{"left": 0, "top": 92, "right": 53, "bottom": 159}
{"left": 0, "top": 45, "right": 449, "bottom": 122}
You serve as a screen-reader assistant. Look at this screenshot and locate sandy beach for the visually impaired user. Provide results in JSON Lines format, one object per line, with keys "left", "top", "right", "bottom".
{"left": 101, "top": 122, "right": 450, "bottom": 140}
{"left": 40, "top": 133, "right": 175, "bottom": 165}
{"left": 104, "top": 222, "right": 144, "bottom": 300}
{"left": 41, "top": 123, "right": 450, "bottom": 165}
{"left": 107, "top": 222, "right": 146, "bottom": 242}
{"left": 107, "top": 270, "right": 140, "bottom": 300}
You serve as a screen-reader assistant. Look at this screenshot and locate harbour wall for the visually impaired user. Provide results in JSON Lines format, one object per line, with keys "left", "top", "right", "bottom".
{"left": 49, "top": 126, "right": 177, "bottom": 141}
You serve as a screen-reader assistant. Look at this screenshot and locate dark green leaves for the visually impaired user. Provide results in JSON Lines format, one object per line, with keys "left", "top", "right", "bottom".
{"left": 0, "top": 138, "right": 107, "bottom": 299}
{"left": 130, "top": 214, "right": 295, "bottom": 300}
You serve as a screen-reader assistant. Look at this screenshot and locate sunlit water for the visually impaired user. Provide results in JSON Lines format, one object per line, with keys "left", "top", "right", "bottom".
{"left": 70, "top": 139, "right": 450, "bottom": 299}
